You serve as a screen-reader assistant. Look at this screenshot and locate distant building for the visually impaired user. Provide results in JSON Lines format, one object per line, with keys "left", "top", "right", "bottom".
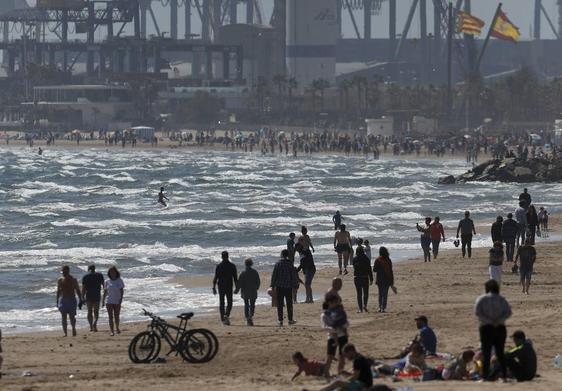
{"left": 286, "top": 0, "right": 338, "bottom": 89}
{"left": 22, "top": 85, "right": 135, "bottom": 130}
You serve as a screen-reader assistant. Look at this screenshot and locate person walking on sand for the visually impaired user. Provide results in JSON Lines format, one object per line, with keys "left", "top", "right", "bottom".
{"left": 237, "top": 257, "right": 260, "bottom": 326}
{"left": 502, "top": 213, "right": 519, "bottom": 262}
{"left": 351, "top": 246, "right": 373, "bottom": 313}
{"left": 82, "top": 264, "right": 104, "bottom": 332}
{"left": 519, "top": 188, "right": 532, "bottom": 209}
{"left": 488, "top": 241, "right": 504, "bottom": 284}
{"left": 373, "top": 246, "right": 395, "bottom": 313}
{"left": 515, "top": 201, "right": 527, "bottom": 246}
{"left": 475, "top": 279, "right": 512, "bottom": 381}
{"left": 296, "top": 244, "right": 316, "bottom": 303}
{"left": 515, "top": 239, "right": 536, "bottom": 295}
{"left": 271, "top": 249, "right": 298, "bottom": 326}
{"left": 287, "top": 232, "right": 296, "bottom": 262}
{"left": 56, "top": 265, "right": 83, "bottom": 337}
{"left": 526, "top": 205, "right": 538, "bottom": 245}
{"left": 416, "top": 217, "right": 432, "bottom": 262}
{"left": 429, "top": 216, "right": 445, "bottom": 259}
{"left": 491, "top": 216, "right": 503, "bottom": 244}
{"left": 158, "top": 187, "right": 169, "bottom": 207}
{"left": 334, "top": 224, "right": 352, "bottom": 275}
{"left": 332, "top": 210, "right": 343, "bottom": 230}
{"left": 212, "top": 251, "right": 238, "bottom": 326}
{"left": 103, "top": 266, "right": 124, "bottom": 336}
{"left": 456, "top": 211, "right": 476, "bottom": 258}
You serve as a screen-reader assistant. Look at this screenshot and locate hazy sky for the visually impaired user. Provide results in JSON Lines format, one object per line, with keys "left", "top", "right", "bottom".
{"left": 16, "top": 1, "right": 562, "bottom": 41}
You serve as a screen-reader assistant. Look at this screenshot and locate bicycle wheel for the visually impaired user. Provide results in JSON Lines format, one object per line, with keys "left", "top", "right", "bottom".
{"left": 179, "top": 329, "right": 213, "bottom": 363}
{"left": 198, "top": 328, "right": 219, "bottom": 361}
{"left": 128, "top": 331, "right": 161, "bottom": 363}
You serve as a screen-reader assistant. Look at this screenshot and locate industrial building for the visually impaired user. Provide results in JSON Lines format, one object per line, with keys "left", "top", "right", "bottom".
{"left": 0, "top": 1, "right": 561, "bottom": 129}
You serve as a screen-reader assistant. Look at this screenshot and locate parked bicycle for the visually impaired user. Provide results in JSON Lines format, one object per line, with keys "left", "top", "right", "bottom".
{"left": 128, "top": 309, "right": 219, "bottom": 364}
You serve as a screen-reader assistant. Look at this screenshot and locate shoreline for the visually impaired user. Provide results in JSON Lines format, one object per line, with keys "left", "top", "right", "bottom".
{"left": 4, "top": 235, "right": 562, "bottom": 390}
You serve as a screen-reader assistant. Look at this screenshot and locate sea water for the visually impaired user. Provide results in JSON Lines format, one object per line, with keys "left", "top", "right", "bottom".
{"left": 0, "top": 147, "right": 560, "bottom": 332}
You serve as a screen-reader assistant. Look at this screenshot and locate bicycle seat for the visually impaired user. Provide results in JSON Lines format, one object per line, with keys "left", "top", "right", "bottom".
{"left": 177, "top": 312, "right": 194, "bottom": 320}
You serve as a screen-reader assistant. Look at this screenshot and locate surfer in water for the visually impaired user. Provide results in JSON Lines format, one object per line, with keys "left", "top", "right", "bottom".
{"left": 158, "top": 187, "right": 169, "bottom": 207}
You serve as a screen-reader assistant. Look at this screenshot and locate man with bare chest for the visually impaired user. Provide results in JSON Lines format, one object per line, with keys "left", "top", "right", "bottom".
{"left": 57, "top": 265, "right": 83, "bottom": 337}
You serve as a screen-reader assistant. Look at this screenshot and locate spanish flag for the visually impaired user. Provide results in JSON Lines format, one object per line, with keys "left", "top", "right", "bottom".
{"left": 491, "top": 9, "right": 520, "bottom": 42}
{"left": 457, "top": 11, "right": 485, "bottom": 36}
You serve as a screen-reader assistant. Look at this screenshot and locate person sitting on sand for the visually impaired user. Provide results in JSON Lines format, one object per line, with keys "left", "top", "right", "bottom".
{"left": 322, "top": 293, "right": 349, "bottom": 376}
{"left": 56, "top": 265, "right": 83, "bottom": 337}
{"left": 442, "top": 350, "right": 475, "bottom": 380}
{"left": 398, "top": 316, "right": 437, "bottom": 358}
{"left": 505, "top": 330, "right": 537, "bottom": 382}
{"left": 158, "top": 187, "right": 168, "bottom": 207}
{"left": 403, "top": 343, "right": 427, "bottom": 374}
{"left": 318, "top": 344, "right": 373, "bottom": 391}
{"left": 291, "top": 351, "right": 327, "bottom": 380}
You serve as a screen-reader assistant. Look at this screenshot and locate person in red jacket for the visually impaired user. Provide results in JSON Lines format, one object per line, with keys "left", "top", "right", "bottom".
{"left": 429, "top": 217, "right": 446, "bottom": 259}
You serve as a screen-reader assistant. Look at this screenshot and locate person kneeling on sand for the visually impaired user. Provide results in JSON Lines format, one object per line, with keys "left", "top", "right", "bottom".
{"left": 442, "top": 350, "right": 476, "bottom": 380}
{"left": 318, "top": 344, "right": 373, "bottom": 391}
{"left": 291, "top": 351, "right": 327, "bottom": 380}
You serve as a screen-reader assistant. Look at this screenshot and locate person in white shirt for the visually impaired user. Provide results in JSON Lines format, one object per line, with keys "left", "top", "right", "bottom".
{"left": 102, "top": 266, "right": 125, "bottom": 336}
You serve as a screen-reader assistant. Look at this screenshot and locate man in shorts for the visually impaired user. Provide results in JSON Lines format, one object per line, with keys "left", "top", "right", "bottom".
{"left": 56, "top": 265, "right": 83, "bottom": 337}
{"left": 82, "top": 265, "right": 105, "bottom": 332}
{"left": 319, "top": 344, "right": 373, "bottom": 391}
{"left": 515, "top": 239, "right": 536, "bottom": 295}
{"left": 334, "top": 224, "right": 352, "bottom": 275}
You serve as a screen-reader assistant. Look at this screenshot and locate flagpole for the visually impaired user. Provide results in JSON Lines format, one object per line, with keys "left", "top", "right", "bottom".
{"left": 475, "top": 2, "right": 503, "bottom": 73}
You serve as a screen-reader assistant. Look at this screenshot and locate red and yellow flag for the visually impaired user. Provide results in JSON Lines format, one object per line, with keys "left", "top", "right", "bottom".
{"left": 491, "top": 9, "right": 520, "bottom": 42}
{"left": 457, "top": 11, "right": 485, "bottom": 36}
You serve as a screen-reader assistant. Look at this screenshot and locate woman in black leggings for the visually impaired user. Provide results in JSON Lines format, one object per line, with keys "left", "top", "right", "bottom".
{"left": 352, "top": 246, "right": 373, "bottom": 312}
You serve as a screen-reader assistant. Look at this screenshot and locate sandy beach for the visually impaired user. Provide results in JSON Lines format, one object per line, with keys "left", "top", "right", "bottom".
{"left": 2, "top": 218, "right": 562, "bottom": 390}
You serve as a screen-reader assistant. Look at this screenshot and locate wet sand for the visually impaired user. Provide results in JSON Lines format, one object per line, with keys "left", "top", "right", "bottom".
{"left": 2, "top": 220, "right": 562, "bottom": 390}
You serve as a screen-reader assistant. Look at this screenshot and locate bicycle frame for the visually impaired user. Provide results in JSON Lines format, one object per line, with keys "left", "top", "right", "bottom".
{"left": 145, "top": 312, "right": 191, "bottom": 356}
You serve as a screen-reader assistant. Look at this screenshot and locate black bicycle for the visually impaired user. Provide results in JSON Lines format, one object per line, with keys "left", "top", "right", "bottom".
{"left": 128, "top": 309, "right": 219, "bottom": 364}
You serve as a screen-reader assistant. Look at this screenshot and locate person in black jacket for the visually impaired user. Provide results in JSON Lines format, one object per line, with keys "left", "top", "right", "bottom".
{"left": 526, "top": 205, "right": 539, "bottom": 245}
{"left": 502, "top": 213, "right": 519, "bottom": 262}
{"left": 505, "top": 330, "right": 537, "bottom": 382}
{"left": 237, "top": 257, "right": 260, "bottom": 326}
{"left": 351, "top": 246, "right": 373, "bottom": 313}
{"left": 491, "top": 216, "right": 503, "bottom": 244}
{"left": 212, "top": 251, "right": 238, "bottom": 325}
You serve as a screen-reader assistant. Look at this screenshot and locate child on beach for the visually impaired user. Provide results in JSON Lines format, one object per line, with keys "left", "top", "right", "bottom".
{"left": 442, "top": 350, "right": 476, "bottom": 380}
{"left": 291, "top": 351, "right": 327, "bottom": 380}
{"left": 322, "top": 293, "right": 349, "bottom": 375}
{"left": 403, "top": 343, "right": 427, "bottom": 374}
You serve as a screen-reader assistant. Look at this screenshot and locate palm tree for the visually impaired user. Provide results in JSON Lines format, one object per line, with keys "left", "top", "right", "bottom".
{"left": 272, "top": 73, "right": 287, "bottom": 113}
{"left": 286, "top": 77, "right": 297, "bottom": 114}
{"left": 338, "top": 79, "right": 352, "bottom": 113}
{"left": 352, "top": 75, "right": 367, "bottom": 116}
{"left": 312, "top": 78, "right": 330, "bottom": 112}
